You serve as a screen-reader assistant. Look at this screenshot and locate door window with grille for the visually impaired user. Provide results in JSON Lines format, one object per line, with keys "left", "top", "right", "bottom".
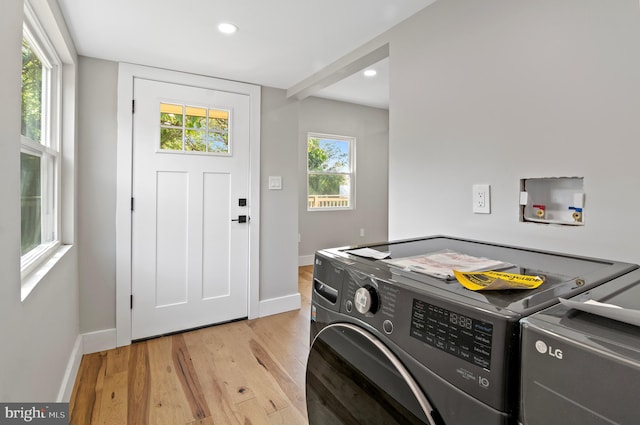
{"left": 159, "top": 103, "right": 230, "bottom": 154}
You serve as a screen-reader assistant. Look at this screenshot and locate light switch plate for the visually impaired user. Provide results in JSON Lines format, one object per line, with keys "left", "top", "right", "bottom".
{"left": 269, "top": 176, "right": 282, "bottom": 190}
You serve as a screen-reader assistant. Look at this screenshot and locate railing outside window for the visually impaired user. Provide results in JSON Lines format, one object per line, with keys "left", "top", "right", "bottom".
{"left": 308, "top": 195, "right": 350, "bottom": 209}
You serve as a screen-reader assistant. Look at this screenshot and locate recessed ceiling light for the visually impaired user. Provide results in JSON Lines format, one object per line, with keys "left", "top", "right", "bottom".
{"left": 363, "top": 69, "right": 377, "bottom": 77}
{"left": 218, "top": 22, "right": 239, "bottom": 34}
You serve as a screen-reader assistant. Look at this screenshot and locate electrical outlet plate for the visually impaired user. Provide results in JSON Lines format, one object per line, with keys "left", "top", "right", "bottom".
{"left": 473, "top": 184, "right": 491, "bottom": 214}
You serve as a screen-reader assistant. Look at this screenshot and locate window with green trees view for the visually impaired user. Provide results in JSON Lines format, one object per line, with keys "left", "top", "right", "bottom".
{"left": 307, "top": 133, "right": 355, "bottom": 210}
{"left": 160, "top": 103, "right": 230, "bottom": 154}
{"left": 21, "top": 12, "right": 61, "bottom": 273}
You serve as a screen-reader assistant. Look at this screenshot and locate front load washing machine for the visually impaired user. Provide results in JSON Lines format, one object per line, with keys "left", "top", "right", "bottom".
{"left": 306, "top": 236, "right": 637, "bottom": 425}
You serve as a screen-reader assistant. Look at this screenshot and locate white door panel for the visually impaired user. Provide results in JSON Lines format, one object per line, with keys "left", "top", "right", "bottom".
{"left": 202, "top": 172, "right": 231, "bottom": 299}
{"left": 156, "top": 171, "right": 189, "bottom": 307}
{"left": 131, "top": 78, "right": 250, "bottom": 340}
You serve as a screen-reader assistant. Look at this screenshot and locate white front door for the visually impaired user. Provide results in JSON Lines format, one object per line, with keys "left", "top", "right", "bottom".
{"left": 131, "top": 78, "right": 251, "bottom": 340}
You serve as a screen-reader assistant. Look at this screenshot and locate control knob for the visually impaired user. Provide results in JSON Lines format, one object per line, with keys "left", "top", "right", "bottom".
{"left": 354, "top": 285, "right": 379, "bottom": 315}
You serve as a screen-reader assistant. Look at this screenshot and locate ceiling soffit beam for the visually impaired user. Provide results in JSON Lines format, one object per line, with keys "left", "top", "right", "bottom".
{"left": 286, "top": 41, "right": 389, "bottom": 101}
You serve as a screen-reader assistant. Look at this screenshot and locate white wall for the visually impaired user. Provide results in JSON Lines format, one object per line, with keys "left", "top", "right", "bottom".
{"left": 386, "top": 0, "right": 640, "bottom": 263}
{"left": 0, "top": 0, "right": 80, "bottom": 401}
{"left": 260, "top": 87, "right": 301, "bottom": 301}
{"left": 77, "top": 57, "right": 118, "bottom": 333}
{"left": 298, "top": 97, "right": 389, "bottom": 259}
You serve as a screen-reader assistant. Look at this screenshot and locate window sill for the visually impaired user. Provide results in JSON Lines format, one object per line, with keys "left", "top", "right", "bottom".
{"left": 21, "top": 244, "right": 73, "bottom": 302}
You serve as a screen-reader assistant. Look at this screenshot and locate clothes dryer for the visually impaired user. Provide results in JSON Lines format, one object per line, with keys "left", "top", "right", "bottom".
{"left": 521, "top": 268, "right": 640, "bottom": 425}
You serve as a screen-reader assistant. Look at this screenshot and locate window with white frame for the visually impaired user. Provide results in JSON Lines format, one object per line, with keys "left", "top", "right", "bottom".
{"left": 307, "top": 133, "right": 355, "bottom": 210}
{"left": 20, "top": 5, "right": 62, "bottom": 275}
{"left": 159, "top": 103, "right": 231, "bottom": 154}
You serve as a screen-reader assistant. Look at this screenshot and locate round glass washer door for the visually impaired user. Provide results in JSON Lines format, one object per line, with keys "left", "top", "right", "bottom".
{"left": 306, "top": 323, "right": 441, "bottom": 425}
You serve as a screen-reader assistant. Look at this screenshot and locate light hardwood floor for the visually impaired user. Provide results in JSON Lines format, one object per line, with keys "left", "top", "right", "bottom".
{"left": 70, "top": 266, "right": 314, "bottom": 425}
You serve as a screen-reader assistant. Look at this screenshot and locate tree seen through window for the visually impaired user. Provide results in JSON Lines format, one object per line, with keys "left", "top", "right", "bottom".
{"left": 307, "top": 135, "right": 354, "bottom": 210}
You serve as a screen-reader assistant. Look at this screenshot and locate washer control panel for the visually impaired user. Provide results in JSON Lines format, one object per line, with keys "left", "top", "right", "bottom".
{"left": 340, "top": 265, "right": 496, "bottom": 371}
{"left": 410, "top": 299, "right": 494, "bottom": 370}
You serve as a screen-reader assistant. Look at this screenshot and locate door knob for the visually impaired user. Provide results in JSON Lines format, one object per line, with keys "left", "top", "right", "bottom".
{"left": 231, "top": 215, "right": 249, "bottom": 223}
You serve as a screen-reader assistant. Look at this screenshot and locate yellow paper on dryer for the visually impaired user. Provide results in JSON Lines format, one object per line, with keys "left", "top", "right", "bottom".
{"left": 453, "top": 270, "right": 544, "bottom": 291}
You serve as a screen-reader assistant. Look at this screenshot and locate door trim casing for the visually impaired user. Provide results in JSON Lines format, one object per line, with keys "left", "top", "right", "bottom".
{"left": 116, "top": 63, "right": 261, "bottom": 347}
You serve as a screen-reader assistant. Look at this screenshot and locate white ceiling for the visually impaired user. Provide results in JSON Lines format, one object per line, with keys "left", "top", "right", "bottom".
{"left": 56, "top": 0, "right": 436, "bottom": 109}
{"left": 315, "top": 57, "right": 390, "bottom": 109}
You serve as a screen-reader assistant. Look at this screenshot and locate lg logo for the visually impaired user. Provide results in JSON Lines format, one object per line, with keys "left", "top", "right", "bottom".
{"left": 535, "top": 340, "right": 563, "bottom": 360}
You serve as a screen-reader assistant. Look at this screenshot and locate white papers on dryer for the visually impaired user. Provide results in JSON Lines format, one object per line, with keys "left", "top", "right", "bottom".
{"left": 345, "top": 247, "right": 391, "bottom": 260}
{"left": 383, "top": 250, "right": 511, "bottom": 280}
{"left": 559, "top": 298, "right": 640, "bottom": 327}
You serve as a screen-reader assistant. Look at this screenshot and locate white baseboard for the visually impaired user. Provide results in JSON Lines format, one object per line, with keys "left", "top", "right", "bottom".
{"left": 83, "top": 328, "right": 117, "bottom": 355}
{"left": 298, "top": 255, "right": 314, "bottom": 266}
{"left": 259, "top": 293, "right": 301, "bottom": 317}
{"left": 57, "top": 335, "right": 83, "bottom": 402}
{"left": 57, "top": 329, "right": 118, "bottom": 402}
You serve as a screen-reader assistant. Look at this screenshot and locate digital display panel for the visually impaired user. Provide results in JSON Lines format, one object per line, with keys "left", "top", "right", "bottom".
{"left": 410, "top": 299, "right": 493, "bottom": 370}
